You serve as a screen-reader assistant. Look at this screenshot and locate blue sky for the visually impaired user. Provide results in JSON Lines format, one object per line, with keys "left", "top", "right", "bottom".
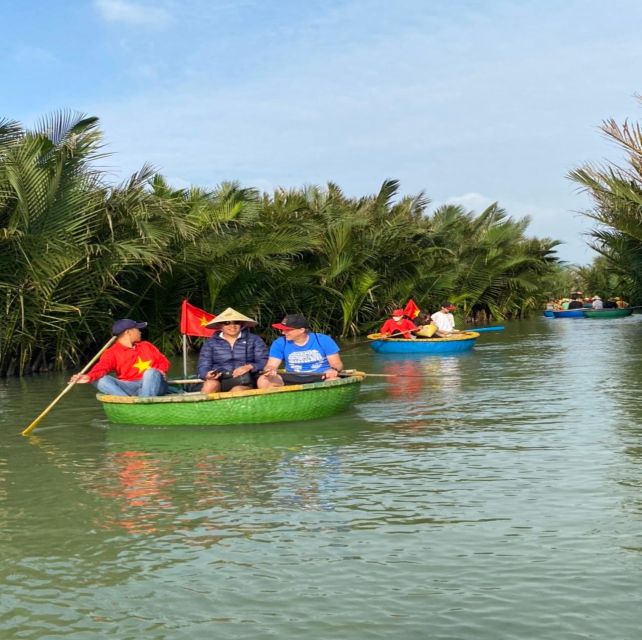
{"left": 4, "top": 0, "right": 642, "bottom": 264}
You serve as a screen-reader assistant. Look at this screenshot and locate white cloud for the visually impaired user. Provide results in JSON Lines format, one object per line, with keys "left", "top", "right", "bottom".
{"left": 94, "top": 0, "right": 171, "bottom": 28}
{"left": 433, "top": 193, "right": 497, "bottom": 213}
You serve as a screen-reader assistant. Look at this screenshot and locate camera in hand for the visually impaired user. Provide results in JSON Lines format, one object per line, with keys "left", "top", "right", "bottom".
{"left": 212, "top": 368, "right": 233, "bottom": 379}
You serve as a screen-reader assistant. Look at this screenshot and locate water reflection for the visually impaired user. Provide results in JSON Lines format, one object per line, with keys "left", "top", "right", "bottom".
{"left": 94, "top": 451, "right": 178, "bottom": 534}
{"left": 67, "top": 422, "right": 365, "bottom": 537}
{"left": 275, "top": 451, "right": 342, "bottom": 512}
{"left": 359, "top": 353, "right": 465, "bottom": 428}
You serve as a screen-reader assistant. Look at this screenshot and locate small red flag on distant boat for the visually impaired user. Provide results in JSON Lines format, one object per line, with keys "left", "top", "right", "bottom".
{"left": 180, "top": 300, "right": 217, "bottom": 337}
{"left": 403, "top": 299, "right": 420, "bottom": 319}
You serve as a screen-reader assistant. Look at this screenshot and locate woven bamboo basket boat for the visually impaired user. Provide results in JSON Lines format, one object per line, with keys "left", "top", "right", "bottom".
{"left": 367, "top": 332, "right": 479, "bottom": 354}
{"left": 97, "top": 374, "right": 365, "bottom": 426}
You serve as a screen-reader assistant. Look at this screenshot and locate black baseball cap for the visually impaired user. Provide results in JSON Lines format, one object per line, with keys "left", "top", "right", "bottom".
{"left": 272, "top": 313, "right": 309, "bottom": 331}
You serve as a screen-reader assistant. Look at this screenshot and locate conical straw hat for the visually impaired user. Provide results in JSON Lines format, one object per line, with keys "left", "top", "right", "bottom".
{"left": 205, "top": 307, "right": 258, "bottom": 328}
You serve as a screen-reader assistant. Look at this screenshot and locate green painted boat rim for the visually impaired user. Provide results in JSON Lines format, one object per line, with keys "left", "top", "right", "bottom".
{"left": 97, "top": 373, "right": 365, "bottom": 405}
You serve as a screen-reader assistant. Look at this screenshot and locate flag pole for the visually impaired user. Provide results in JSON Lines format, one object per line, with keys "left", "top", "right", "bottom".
{"left": 182, "top": 333, "right": 188, "bottom": 378}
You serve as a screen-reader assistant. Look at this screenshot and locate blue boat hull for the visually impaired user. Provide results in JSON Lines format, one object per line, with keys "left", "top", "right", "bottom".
{"left": 543, "top": 310, "right": 554, "bottom": 317}
{"left": 552, "top": 309, "right": 585, "bottom": 318}
{"left": 367, "top": 332, "right": 479, "bottom": 354}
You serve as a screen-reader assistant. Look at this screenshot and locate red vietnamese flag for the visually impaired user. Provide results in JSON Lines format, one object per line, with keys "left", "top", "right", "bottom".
{"left": 180, "top": 300, "right": 217, "bottom": 337}
{"left": 403, "top": 299, "right": 420, "bottom": 319}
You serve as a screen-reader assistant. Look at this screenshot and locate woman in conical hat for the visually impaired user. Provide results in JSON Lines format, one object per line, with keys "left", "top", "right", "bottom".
{"left": 197, "top": 307, "right": 267, "bottom": 393}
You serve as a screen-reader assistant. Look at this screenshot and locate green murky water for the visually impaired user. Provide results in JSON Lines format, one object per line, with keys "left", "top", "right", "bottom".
{"left": 1, "top": 317, "right": 642, "bottom": 639}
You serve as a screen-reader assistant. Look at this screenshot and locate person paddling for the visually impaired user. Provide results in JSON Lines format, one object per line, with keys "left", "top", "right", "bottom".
{"left": 379, "top": 309, "right": 418, "bottom": 339}
{"left": 69, "top": 319, "right": 170, "bottom": 396}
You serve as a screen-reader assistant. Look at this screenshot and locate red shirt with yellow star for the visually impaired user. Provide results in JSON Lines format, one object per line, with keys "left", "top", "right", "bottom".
{"left": 86, "top": 341, "right": 170, "bottom": 382}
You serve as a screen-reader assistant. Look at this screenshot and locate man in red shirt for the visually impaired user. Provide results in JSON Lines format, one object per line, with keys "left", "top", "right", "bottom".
{"left": 379, "top": 309, "right": 418, "bottom": 339}
{"left": 70, "top": 319, "right": 170, "bottom": 396}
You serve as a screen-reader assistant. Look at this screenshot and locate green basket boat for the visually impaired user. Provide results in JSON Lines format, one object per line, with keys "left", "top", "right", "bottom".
{"left": 583, "top": 308, "right": 633, "bottom": 319}
{"left": 97, "top": 374, "right": 365, "bottom": 426}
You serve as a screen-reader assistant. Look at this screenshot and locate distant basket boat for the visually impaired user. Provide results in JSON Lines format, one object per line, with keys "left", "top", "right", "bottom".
{"left": 98, "top": 374, "right": 364, "bottom": 426}
{"left": 583, "top": 308, "right": 633, "bottom": 319}
{"left": 367, "top": 332, "right": 479, "bottom": 354}
{"left": 551, "top": 309, "right": 585, "bottom": 318}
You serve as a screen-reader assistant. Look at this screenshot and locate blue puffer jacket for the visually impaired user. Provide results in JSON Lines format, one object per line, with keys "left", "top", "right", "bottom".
{"left": 197, "top": 330, "right": 269, "bottom": 379}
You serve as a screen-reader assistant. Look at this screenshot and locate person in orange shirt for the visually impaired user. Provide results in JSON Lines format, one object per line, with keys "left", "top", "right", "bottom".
{"left": 379, "top": 309, "right": 418, "bottom": 339}
{"left": 70, "top": 319, "right": 170, "bottom": 396}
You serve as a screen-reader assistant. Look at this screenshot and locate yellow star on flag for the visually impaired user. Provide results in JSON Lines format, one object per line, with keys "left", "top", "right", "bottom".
{"left": 199, "top": 315, "right": 210, "bottom": 327}
{"left": 133, "top": 356, "right": 152, "bottom": 374}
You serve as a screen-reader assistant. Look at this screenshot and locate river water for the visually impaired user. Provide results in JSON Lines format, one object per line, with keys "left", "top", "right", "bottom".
{"left": 1, "top": 317, "right": 641, "bottom": 639}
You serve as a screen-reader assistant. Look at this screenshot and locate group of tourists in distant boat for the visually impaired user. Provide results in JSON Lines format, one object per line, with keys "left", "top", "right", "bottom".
{"left": 379, "top": 302, "right": 459, "bottom": 339}
{"left": 545, "top": 294, "right": 629, "bottom": 311}
{"left": 70, "top": 309, "right": 344, "bottom": 399}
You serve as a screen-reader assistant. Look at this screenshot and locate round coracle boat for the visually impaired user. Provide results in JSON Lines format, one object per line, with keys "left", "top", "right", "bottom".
{"left": 583, "top": 308, "right": 633, "bottom": 319}
{"left": 367, "top": 332, "right": 479, "bottom": 354}
{"left": 97, "top": 374, "right": 364, "bottom": 426}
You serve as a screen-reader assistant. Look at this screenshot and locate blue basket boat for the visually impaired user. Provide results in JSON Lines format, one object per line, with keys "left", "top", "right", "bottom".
{"left": 551, "top": 309, "right": 585, "bottom": 318}
{"left": 367, "top": 332, "right": 479, "bottom": 354}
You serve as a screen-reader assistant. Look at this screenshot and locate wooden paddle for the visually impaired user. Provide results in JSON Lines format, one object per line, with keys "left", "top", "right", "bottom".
{"left": 369, "top": 328, "right": 426, "bottom": 340}
{"left": 21, "top": 336, "right": 117, "bottom": 436}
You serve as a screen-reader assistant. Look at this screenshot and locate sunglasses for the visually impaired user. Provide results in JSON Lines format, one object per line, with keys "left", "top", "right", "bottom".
{"left": 221, "top": 321, "right": 241, "bottom": 325}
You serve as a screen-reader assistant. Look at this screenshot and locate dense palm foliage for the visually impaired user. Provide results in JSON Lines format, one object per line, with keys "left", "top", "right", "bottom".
{"left": 0, "top": 112, "right": 562, "bottom": 375}
{"left": 570, "top": 107, "right": 642, "bottom": 302}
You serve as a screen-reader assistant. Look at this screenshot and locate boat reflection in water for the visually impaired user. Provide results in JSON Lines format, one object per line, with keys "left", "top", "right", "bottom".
{"left": 356, "top": 354, "right": 465, "bottom": 432}
{"left": 380, "top": 353, "right": 464, "bottom": 398}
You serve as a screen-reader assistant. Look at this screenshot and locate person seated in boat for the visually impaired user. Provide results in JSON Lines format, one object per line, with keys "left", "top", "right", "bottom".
{"left": 379, "top": 309, "right": 418, "bottom": 339}
{"left": 615, "top": 296, "right": 629, "bottom": 308}
{"left": 430, "top": 302, "right": 459, "bottom": 337}
{"left": 414, "top": 311, "right": 438, "bottom": 338}
{"left": 567, "top": 297, "right": 583, "bottom": 309}
{"left": 197, "top": 307, "right": 268, "bottom": 393}
{"left": 603, "top": 297, "right": 618, "bottom": 309}
{"left": 591, "top": 295, "right": 603, "bottom": 310}
{"left": 560, "top": 298, "right": 571, "bottom": 310}
{"left": 257, "top": 314, "right": 343, "bottom": 388}
{"left": 69, "top": 319, "right": 170, "bottom": 396}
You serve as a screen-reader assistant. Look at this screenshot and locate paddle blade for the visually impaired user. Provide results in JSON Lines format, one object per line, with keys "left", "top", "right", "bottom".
{"left": 21, "top": 335, "right": 117, "bottom": 436}
{"left": 21, "top": 383, "right": 76, "bottom": 436}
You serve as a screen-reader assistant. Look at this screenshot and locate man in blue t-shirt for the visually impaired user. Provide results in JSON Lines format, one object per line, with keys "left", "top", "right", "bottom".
{"left": 257, "top": 313, "right": 344, "bottom": 388}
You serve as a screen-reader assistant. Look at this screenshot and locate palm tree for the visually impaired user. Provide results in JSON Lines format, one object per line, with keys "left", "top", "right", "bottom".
{"left": 570, "top": 104, "right": 642, "bottom": 302}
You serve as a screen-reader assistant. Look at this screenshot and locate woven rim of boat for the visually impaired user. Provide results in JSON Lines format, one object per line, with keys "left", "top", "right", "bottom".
{"left": 367, "top": 332, "right": 479, "bottom": 342}
{"left": 97, "top": 372, "right": 365, "bottom": 405}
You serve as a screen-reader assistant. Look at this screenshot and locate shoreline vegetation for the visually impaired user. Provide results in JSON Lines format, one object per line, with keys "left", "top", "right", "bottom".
{"left": 1, "top": 110, "right": 639, "bottom": 376}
